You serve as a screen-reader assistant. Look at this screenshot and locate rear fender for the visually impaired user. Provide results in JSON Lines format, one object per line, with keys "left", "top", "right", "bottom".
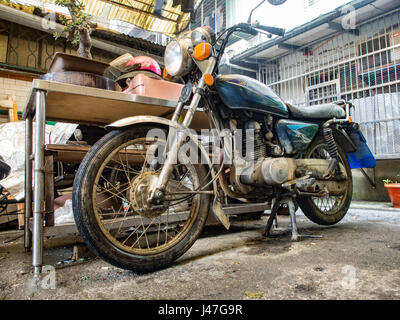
{"left": 333, "top": 127, "right": 356, "bottom": 154}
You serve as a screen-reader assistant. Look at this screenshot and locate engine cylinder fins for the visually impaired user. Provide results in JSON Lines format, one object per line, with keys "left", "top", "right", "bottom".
{"left": 242, "top": 121, "right": 266, "bottom": 162}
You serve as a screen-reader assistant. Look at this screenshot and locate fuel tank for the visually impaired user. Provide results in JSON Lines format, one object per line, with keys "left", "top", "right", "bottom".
{"left": 215, "top": 74, "right": 289, "bottom": 117}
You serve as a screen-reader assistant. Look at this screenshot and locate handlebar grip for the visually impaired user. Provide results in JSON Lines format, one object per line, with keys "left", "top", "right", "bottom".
{"left": 254, "top": 25, "right": 285, "bottom": 36}
{"left": 234, "top": 23, "right": 259, "bottom": 36}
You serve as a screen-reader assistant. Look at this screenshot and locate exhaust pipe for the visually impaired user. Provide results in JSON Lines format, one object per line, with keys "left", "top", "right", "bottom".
{"left": 241, "top": 157, "right": 346, "bottom": 186}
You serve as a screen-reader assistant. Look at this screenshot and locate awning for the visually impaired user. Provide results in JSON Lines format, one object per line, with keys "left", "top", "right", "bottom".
{"left": 41, "top": 0, "right": 201, "bottom": 37}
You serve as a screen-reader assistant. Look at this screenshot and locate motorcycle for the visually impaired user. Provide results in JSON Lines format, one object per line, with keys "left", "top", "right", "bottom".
{"left": 72, "top": 0, "right": 376, "bottom": 272}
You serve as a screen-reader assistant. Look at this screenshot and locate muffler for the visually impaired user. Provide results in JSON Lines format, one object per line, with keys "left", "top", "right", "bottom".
{"left": 241, "top": 157, "right": 347, "bottom": 186}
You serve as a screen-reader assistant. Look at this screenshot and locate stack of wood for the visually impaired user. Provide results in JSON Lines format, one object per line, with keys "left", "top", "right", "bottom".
{"left": 0, "top": 95, "right": 18, "bottom": 123}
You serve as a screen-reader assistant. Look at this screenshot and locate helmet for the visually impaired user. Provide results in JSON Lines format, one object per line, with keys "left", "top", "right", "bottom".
{"left": 125, "top": 56, "right": 162, "bottom": 77}
{"left": 114, "top": 55, "right": 162, "bottom": 87}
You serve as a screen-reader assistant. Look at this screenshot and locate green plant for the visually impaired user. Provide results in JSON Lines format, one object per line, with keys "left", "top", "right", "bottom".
{"left": 383, "top": 174, "right": 400, "bottom": 184}
{"left": 53, "top": 0, "right": 96, "bottom": 59}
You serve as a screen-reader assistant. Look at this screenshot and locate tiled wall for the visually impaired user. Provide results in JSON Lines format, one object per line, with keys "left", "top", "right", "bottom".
{"left": 0, "top": 77, "right": 32, "bottom": 112}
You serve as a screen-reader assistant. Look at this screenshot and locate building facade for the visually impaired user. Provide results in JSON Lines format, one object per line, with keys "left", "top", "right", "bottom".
{"left": 257, "top": 8, "right": 400, "bottom": 160}
{"left": 229, "top": 1, "right": 400, "bottom": 162}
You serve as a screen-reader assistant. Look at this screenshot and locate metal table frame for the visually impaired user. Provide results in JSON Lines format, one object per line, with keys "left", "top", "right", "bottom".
{"left": 22, "top": 79, "right": 180, "bottom": 276}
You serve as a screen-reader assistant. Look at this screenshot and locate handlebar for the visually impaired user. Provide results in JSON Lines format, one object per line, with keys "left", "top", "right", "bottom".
{"left": 253, "top": 25, "right": 285, "bottom": 37}
{"left": 233, "top": 23, "right": 259, "bottom": 36}
{"left": 215, "top": 22, "right": 285, "bottom": 68}
{"left": 230, "top": 23, "right": 285, "bottom": 37}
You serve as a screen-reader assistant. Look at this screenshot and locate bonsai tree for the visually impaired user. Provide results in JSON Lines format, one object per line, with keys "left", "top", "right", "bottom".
{"left": 54, "top": 0, "right": 96, "bottom": 59}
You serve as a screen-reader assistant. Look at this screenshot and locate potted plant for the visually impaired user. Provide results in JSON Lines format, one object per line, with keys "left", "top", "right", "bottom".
{"left": 54, "top": 0, "right": 96, "bottom": 59}
{"left": 383, "top": 175, "right": 400, "bottom": 208}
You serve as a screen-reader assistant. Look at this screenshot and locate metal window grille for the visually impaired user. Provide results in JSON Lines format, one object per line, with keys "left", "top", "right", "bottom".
{"left": 259, "top": 9, "right": 400, "bottom": 160}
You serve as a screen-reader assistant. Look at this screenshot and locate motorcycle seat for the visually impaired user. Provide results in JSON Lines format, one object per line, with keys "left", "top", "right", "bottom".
{"left": 287, "top": 102, "right": 346, "bottom": 120}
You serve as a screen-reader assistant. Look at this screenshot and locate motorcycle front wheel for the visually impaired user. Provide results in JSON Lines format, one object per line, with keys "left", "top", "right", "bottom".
{"left": 297, "top": 135, "right": 353, "bottom": 225}
{"left": 72, "top": 126, "right": 211, "bottom": 272}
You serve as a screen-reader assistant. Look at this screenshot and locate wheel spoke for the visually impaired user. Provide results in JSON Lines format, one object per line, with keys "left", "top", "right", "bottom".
{"left": 309, "top": 144, "right": 347, "bottom": 214}
{"left": 90, "top": 135, "right": 201, "bottom": 254}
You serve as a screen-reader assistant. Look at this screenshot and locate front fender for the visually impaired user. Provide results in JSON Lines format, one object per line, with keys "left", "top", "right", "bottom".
{"left": 106, "top": 115, "right": 177, "bottom": 131}
{"left": 105, "top": 115, "right": 230, "bottom": 229}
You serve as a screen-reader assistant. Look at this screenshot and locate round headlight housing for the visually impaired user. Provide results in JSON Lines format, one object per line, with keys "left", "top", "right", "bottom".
{"left": 191, "top": 26, "right": 216, "bottom": 46}
{"left": 164, "top": 39, "right": 193, "bottom": 77}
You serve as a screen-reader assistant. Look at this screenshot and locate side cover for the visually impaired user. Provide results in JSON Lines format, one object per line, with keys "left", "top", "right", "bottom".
{"left": 275, "top": 119, "right": 319, "bottom": 154}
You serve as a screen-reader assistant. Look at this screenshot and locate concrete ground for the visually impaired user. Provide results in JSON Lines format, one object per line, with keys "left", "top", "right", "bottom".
{"left": 0, "top": 201, "right": 399, "bottom": 300}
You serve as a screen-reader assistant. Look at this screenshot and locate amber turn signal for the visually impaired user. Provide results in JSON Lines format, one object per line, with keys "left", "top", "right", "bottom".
{"left": 163, "top": 68, "right": 172, "bottom": 80}
{"left": 204, "top": 73, "right": 214, "bottom": 86}
{"left": 194, "top": 43, "right": 211, "bottom": 61}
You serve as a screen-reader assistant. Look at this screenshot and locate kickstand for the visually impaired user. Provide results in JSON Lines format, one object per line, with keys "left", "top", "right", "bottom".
{"left": 264, "top": 197, "right": 322, "bottom": 241}
{"left": 263, "top": 199, "right": 280, "bottom": 238}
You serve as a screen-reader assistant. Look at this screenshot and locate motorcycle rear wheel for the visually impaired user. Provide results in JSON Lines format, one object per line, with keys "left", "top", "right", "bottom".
{"left": 297, "top": 136, "right": 353, "bottom": 225}
{"left": 72, "top": 126, "right": 211, "bottom": 272}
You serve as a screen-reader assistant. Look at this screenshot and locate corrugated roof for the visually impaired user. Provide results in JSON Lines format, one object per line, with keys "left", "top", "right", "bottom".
{"left": 41, "top": 0, "right": 199, "bottom": 37}
{"left": 91, "top": 29, "right": 165, "bottom": 55}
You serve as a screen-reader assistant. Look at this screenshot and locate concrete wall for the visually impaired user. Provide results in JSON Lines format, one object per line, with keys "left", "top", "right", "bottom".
{"left": 352, "top": 159, "right": 400, "bottom": 201}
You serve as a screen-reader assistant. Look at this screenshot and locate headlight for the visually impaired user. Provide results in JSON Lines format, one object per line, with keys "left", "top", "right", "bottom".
{"left": 164, "top": 39, "right": 193, "bottom": 77}
{"left": 191, "top": 26, "right": 216, "bottom": 46}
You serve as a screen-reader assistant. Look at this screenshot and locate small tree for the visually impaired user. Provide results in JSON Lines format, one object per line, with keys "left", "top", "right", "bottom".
{"left": 54, "top": 0, "right": 96, "bottom": 59}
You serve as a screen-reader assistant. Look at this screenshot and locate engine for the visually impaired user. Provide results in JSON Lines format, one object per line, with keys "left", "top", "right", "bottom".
{"left": 238, "top": 120, "right": 292, "bottom": 187}
{"left": 242, "top": 121, "right": 266, "bottom": 163}
{"left": 229, "top": 120, "right": 346, "bottom": 196}
{"left": 229, "top": 120, "right": 274, "bottom": 194}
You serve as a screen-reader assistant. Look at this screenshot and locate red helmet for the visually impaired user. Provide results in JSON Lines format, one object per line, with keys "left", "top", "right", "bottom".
{"left": 125, "top": 56, "right": 162, "bottom": 77}
{"left": 114, "top": 55, "right": 162, "bottom": 87}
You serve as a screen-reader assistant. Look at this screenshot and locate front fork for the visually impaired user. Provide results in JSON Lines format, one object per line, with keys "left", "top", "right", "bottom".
{"left": 149, "top": 58, "right": 217, "bottom": 203}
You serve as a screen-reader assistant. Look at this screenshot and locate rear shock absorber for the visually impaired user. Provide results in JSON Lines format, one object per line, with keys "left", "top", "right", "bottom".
{"left": 322, "top": 127, "right": 339, "bottom": 178}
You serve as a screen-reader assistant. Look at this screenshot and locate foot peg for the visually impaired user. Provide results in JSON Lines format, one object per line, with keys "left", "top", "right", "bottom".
{"left": 264, "top": 197, "right": 322, "bottom": 241}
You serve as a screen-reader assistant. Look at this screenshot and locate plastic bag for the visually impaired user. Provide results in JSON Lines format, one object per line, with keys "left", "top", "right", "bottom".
{"left": 0, "top": 121, "right": 77, "bottom": 200}
{"left": 54, "top": 199, "right": 74, "bottom": 225}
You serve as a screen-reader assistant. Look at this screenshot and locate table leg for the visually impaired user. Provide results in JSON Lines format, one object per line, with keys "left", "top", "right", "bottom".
{"left": 44, "top": 155, "right": 54, "bottom": 227}
{"left": 32, "top": 90, "right": 46, "bottom": 276}
{"left": 24, "top": 114, "right": 33, "bottom": 251}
